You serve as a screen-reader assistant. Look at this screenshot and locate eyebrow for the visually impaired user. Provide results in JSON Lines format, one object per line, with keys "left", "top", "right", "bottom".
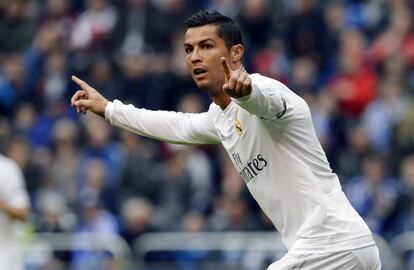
{"left": 184, "top": 38, "right": 215, "bottom": 47}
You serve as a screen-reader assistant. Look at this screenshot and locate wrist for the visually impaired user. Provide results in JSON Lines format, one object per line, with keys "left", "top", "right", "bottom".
{"left": 96, "top": 99, "right": 109, "bottom": 118}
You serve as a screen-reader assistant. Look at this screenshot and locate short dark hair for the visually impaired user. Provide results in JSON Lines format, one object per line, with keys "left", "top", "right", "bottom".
{"left": 185, "top": 10, "right": 243, "bottom": 49}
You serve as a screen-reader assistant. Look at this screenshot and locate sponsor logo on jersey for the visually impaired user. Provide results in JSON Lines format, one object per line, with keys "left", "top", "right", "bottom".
{"left": 232, "top": 152, "right": 268, "bottom": 184}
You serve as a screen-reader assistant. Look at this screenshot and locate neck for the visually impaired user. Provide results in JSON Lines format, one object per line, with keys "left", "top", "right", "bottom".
{"left": 211, "top": 92, "right": 232, "bottom": 110}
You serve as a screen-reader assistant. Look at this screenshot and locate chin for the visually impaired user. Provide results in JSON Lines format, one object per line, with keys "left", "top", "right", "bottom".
{"left": 195, "top": 80, "right": 211, "bottom": 91}
{"left": 197, "top": 83, "right": 209, "bottom": 90}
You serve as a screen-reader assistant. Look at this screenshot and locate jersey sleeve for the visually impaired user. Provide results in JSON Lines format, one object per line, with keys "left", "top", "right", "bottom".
{"left": 232, "top": 73, "right": 292, "bottom": 121}
{"left": 105, "top": 100, "right": 221, "bottom": 145}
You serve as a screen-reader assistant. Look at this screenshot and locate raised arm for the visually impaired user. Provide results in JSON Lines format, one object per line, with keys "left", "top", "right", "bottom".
{"left": 232, "top": 74, "right": 290, "bottom": 121}
{"left": 71, "top": 76, "right": 220, "bottom": 145}
{"left": 220, "top": 58, "right": 288, "bottom": 121}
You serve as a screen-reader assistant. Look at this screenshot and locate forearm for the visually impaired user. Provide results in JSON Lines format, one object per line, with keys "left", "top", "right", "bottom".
{"left": 105, "top": 100, "right": 220, "bottom": 145}
{"left": 233, "top": 74, "right": 287, "bottom": 120}
{"left": 0, "top": 202, "right": 29, "bottom": 222}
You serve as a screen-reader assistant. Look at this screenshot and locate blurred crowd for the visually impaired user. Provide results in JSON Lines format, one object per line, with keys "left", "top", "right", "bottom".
{"left": 1, "top": 0, "right": 414, "bottom": 268}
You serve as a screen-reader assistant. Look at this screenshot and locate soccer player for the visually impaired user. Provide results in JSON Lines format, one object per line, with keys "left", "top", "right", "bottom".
{"left": 71, "top": 10, "right": 381, "bottom": 270}
{"left": 0, "top": 154, "right": 30, "bottom": 270}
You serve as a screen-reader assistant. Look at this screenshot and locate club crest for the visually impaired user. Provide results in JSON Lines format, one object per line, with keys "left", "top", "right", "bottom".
{"left": 235, "top": 117, "right": 242, "bottom": 135}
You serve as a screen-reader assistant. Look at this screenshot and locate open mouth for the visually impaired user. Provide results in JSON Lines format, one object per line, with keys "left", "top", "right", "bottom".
{"left": 193, "top": 68, "right": 207, "bottom": 76}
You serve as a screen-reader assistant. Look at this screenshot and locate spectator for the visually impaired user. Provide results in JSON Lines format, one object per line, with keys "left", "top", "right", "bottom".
{"left": 237, "top": 0, "right": 275, "bottom": 60}
{"left": 0, "top": 0, "right": 35, "bottom": 53}
{"left": 119, "top": 130, "right": 161, "bottom": 204}
{"left": 346, "top": 154, "right": 400, "bottom": 237}
{"left": 120, "top": 197, "right": 156, "bottom": 247}
{"left": 394, "top": 100, "right": 414, "bottom": 158}
{"left": 370, "top": 5, "right": 414, "bottom": 69}
{"left": 77, "top": 114, "right": 125, "bottom": 190}
{"left": 336, "top": 123, "right": 372, "bottom": 180}
{"left": 41, "top": 0, "right": 74, "bottom": 36}
{"left": 71, "top": 187, "right": 119, "bottom": 270}
{"left": 362, "top": 77, "right": 409, "bottom": 154}
{"left": 0, "top": 53, "right": 32, "bottom": 115}
{"left": 87, "top": 56, "right": 121, "bottom": 101}
{"left": 70, "top": 0, "right": 118, "bottom": 50}
{"left": 285, "top": 0, "right": 327, "bottom": 69}
{"left": 251, "top": 37, "right": 290, "bottom": 83}
{"left": 309, "top": 89, "right": 338, "bottom": 152}
{"left": 111, "top": 0, "right": 160, "bottom": 55}
{"left": 50, "top": 119, "right": 80, "bottom": 205}
{"left": 329, "top": 29, "right": 378, "bottom": 117}
{"left": 154, "top": 148, "right": 193, "bottom": 231}
{"left": 393, "top": 155, "right": 414, "bottom": 235}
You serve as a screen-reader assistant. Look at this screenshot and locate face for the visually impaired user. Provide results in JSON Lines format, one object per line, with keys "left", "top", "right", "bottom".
{"left": 184, "top": 25, "right": 230, "bottom": 93}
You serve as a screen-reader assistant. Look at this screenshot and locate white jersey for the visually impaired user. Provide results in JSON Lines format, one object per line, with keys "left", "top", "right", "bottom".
{"left": 0, "top": 155, "right": 29, "bottom": 270}
{"left": 105, "top": 73, "right": 375, "bottom": 253}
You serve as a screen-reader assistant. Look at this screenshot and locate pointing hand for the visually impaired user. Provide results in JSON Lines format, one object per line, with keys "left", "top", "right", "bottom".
{"left": 221, "top": 57, "right": 252, "bottom": 98}
{"left": 70, "top": 76, "right": 108, "bottom": 118}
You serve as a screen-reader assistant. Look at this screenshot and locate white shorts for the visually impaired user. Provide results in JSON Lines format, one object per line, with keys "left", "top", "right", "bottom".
{"left": 267, "top": 245, "right": 381, "bottom": 270}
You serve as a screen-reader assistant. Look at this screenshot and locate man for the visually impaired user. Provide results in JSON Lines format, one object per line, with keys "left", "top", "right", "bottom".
{"left": 0, "top": 154, "right": 30, "bottom": 270}
{"left": 71, "top": 10, "right": 381, "bottom": 270}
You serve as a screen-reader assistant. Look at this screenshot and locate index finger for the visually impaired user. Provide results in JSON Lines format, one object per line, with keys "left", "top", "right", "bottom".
{"left": 71, "top": 75, "right": 87, "bottom": 87}
{"left": 221, "top": 57, "right": 231, "bottom": 81}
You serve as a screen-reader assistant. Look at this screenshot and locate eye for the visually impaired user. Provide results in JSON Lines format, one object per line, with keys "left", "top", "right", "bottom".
{"left": 184, "top": 47, "right": 193, "bottom": 54}
{"left": 203, "top": 44, "right": 213, "bottom": 50}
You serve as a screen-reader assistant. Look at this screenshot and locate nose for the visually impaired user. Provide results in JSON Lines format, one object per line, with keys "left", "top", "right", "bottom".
{"left": 190, "top": 48, "right": 202, "bottom": 63}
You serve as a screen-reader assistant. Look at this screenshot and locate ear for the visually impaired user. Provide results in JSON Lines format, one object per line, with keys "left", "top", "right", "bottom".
{"left": 230, "top": 44, "right": 244, "bottom": 64}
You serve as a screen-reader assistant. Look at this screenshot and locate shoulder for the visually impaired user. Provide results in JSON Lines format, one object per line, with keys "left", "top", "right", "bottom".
{"left": 249, "top": 73, "right": 287, "bottom": 89}
{"left": 249, "top": 73, "right": 301, "bottom": 102}
{"left": 251, "top": 73, "right": 310, "bottom": 115}
{"left": 0, "top": 155, "right": 19, "bottom": 172}
{"left": 0, "top": 155, "right": 23, "bottom": 179}
{"left": 207, "top": 102, "right": 221, "bottom": 115}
